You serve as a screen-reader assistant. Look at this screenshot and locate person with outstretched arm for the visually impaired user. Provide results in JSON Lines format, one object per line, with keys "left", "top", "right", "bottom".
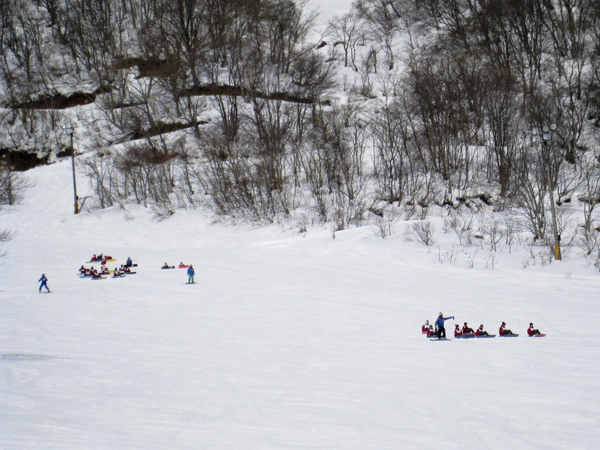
{"left": 435, "top": 312, "right": 454, "bottom": 338}
{"left": 38, "top": 274, "right": 51, "bottom": 293}
{"left": 187, "top": 265, "right": 195, "bottom": 284}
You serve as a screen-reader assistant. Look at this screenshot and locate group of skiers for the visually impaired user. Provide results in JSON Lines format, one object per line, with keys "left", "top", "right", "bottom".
{"left": 161, "top": 262, "right": 195, "bottom": 283}
{"left": 41, "top": 254, "right": 198, "bottom": 291}
{"left": 76, "top": 256, "right": 136, "bottom": 280}
{"left": 423, "top": 313, "right": 544, "bottom": 338}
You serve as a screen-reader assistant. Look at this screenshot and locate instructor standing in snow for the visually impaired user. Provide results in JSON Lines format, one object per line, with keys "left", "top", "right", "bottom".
{"left": 435, "top": 312, "right": 454, "bottom": 338}
{"left": 38, "top": 273, "right": 50, "bottom": 293}
{"left": 187, "top": 265, "right": 195, "bottom": 284}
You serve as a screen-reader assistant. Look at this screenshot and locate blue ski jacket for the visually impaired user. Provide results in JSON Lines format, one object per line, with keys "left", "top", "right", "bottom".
{"left": 187, "top": 266, "right": 195, "bottom": 276}
{"left": 436, "top": 316, "right": 453, "bottom": 327}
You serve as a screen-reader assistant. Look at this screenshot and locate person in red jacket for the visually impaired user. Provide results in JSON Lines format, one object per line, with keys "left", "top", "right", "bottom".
{"left": 499, "top": 321, "right": 516, "bottom": 336}
{"left": 475, "top": 324, "right": 489, "bottom": 336}
{"left": 528, "top": 323, "right": 541, "bottom": 336}
{"left": 422, "top": 320, "right": 430, "bottom": 334}
{"left": 454, "top": 324, "right": 462, "bottom": 337}
{"left": 462, "top": 322, "right": 474, "bottom": 334}
{"left": 426, "top": 325, "right": 437, "bottom": 338}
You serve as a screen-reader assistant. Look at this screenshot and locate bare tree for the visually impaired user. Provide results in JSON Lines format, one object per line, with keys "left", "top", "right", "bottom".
{"left": 356, "top": 0, "right": 401, "bottom": 70}
{"left": 482, "top": 73, "right": 522, "bottom": 198}
{"left": 0, "top": 162, "right": 32, "bottom": 207}
{"left": 577, "top": 150, "right": 600, "bottom": 254}
{"left": 326, "top": 12, "right": 366, "bottom": 70}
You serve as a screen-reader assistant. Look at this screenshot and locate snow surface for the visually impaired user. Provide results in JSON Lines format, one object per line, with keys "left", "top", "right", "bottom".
{"left": 1, "top": 156, "right": 600, "bottom": 449}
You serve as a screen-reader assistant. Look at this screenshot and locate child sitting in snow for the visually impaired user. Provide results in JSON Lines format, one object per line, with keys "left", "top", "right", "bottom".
{"left": 454, "top": 324, "right": 462, "bottom": 337}
{"left": 499, "top": 321, "right": 516, "bottom": 336}
{"left": 528, "top": 323, "right": 542, "bottom": 336}
{"left": 475, "top": 324, "right": 490, "bottom": 336}
{"left": 426, "top": 325, "right": 438, "bottom": 338}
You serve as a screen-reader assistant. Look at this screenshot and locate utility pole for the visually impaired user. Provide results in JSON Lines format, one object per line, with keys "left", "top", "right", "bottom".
{"left": 61, "top": 124, "right": 79, "bottom": 214}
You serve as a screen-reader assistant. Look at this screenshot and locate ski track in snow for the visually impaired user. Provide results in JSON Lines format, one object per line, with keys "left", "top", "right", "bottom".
{"left": 1, "top": 162, "right": 600, "bottom": 448}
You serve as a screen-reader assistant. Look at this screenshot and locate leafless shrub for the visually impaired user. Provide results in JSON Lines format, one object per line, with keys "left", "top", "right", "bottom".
{"left": 436, "top": 246, "right": 457, "bottom": 264}
{"left": 411, "top": 220, "right": 435, "bottom": 246}
{"left": 444, "top": 208, "right": 474, "bottom": 246}
{"left": 151, "top": 198, "right": 176, "bottom": 220}
{"left": 503, "top": 216, "right": 520, "bottom": 254}
{"left": 115, "top": 143, "right": 178, "bottom": 207}
{"left": 577, "top": 225, "right": 600, "bottom": 256}
{"left": 479, "top": 215, "right": 503, "bottom": 252}
{"left": 594, "top": 248, "right": 600, "bottom": 273}
{"left": 527, "top": 242, "right": 553, "bottom": 266}
{"left": 84, "top": 153, "right": 120, "bottom": 209}
{"left": 404, "top": 202, "right": 429, "bottom": 221}
{"left": 372, "top": 205, "right": 401, "bottom": 239}
{"left": 465, "top": 250, "right": 477, "bottom": 268}
{"left": 555, "top": 206, "right": 576, "bottom": 248}
{"left": 0, "top": 229, "right": 14, "bottom": 258}
{"left": 0, "top": 165, "right": 33, "bottom": 207}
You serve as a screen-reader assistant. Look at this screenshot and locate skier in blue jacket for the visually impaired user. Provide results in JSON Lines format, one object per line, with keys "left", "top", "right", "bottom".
{"left": 187, "top": 265, "right": 195, "bottom": 284}
{"left": 38, "top": 274, "right": 51, "bottom": 293}
{"left": 435, "top": 312, "right": 454, "bottom": 338}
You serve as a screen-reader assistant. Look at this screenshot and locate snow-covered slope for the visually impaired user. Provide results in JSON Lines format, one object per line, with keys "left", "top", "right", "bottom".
{"left": 1, "top": 160, "right": 599, "bottom": 449}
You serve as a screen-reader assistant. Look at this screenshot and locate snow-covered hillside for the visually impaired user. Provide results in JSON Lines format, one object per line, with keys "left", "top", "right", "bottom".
{"left": 1, "top": 159, "right": 599, "bottom": 449}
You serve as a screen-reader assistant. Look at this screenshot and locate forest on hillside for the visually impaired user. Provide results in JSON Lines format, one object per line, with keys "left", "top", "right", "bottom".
{"left": 2, "top": 0, "right": 600, "bottom": 262}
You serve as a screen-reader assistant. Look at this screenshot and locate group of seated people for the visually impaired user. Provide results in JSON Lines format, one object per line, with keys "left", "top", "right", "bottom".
{"left": 116, "top": 264, "right": 134, "bottom": 275}
{"left": 454, "top": 321, "right": 519, "bottom": 337}
{"left": 90, "top": 254, "right": 135, "bottom": 268}
{"left": 79, "top": 263, "right": 133, "bottom": 279}
{"left": 161, "top": 262, "right": 189, "bottom": 269}
{"left": 90, "top": 253, "right": 113, "bottom": 262}
{"left": 79, "top": 265, "right": 107, "bottom": 279}
{"left": 422, "top": 320, "right": 543, "bottom": 338}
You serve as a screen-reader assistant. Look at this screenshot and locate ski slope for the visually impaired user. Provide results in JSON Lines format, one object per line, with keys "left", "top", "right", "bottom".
{"left": 1, "top": 160, "right": 600, "bottom": 449}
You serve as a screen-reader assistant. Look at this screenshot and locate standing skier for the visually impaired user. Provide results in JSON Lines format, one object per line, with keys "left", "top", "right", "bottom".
{"left": 187, "top": 265, "right": 195, "bottom": 284}
{"left": 38, "top": 274, "right": 50, "bottom": 293}
{"left": 435, "top": 312, "right": 454, "bottom": 338}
